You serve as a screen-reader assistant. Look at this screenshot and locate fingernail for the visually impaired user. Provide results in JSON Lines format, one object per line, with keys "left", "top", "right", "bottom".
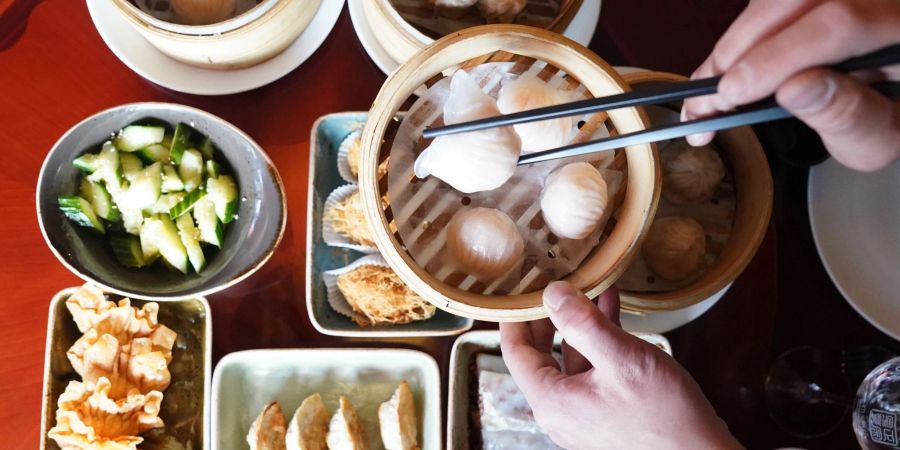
{"left": 543, "top": 281, "right": 581, "bottom": 311}
{"left": 686, "top": 132, "right": 713, "bottom": 146}
{"left": 780, "top": 74, "right": 837, "bottom": 113}
{"left": 719, "top": 62, "right": 753, "bottom": 103}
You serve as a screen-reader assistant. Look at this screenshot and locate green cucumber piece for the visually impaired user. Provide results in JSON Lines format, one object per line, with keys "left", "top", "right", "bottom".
{"left": 169, "top": 123, "right": 191, "bottom": 165}
{"left": 86, "top": 142, "right": 122, "bottom": 189}
{"left": 73, "top": 153, "right": 99, "bottom": 173}
{"left": 129, "top": 162, "right": 162, "bottom": 211}
{"left": 139, "top": 221, "right": 160, "bottom": 262}
{"left": 79, "top": 178, "right": 121, "bottom": 222}
{"left": 110, "top": 233, "right": 146, "bottom": 268}
{"left": 205, "top": 160, "right": 222, "bottom": 179}
{"left": 207, "top": 175, "right": 238, "bottom": 224}
{"left": 199, "top": 136, "right": 215, "bottom": 160}
{"left": 175, "top": 213, "right": 206, "bottom": 272}
{"left": 137, "top": 144, "right": 170, "bottom": 164}
{"left": 178, "top": 149, "right": 204, "bottom": 192}
{"left": 162, "top": 164, "right": 184, "bottom": 193}
{"left": 114, "top": 125, "right": 165, "bottom": 152}
{"left": 151, "top": 193, "right": 186, "bottom": 214}
{"left": 193, "top": 197, "right": 222, "bottom": 247}
{"left": 58, "top": 196, "right": 105, "bottom": 234}
{"left": 143, "top": 215, "right": 188, "bottom": 274}
{"left": 169, "top": 188, "right": 206, "bottom": 218}
{"left": 120, "top": 152, "right": 144, "bottom": 182}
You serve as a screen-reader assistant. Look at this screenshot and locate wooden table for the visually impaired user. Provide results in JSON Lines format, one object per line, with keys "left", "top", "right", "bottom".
{"left": 1, "top": 1, "right": 896, "bottom": 449}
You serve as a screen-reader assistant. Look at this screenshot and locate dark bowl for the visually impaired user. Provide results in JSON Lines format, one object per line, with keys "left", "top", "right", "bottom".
{"left": 36, "top": 102, "right": 286, "bottom": 300}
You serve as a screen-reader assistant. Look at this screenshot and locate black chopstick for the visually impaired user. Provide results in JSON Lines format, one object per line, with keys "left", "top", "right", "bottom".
{"left": 517, "top": 81, "right": 900, "bottom": 166}
{"left": 422, "top": 42, "right": 900, "bottom": 140}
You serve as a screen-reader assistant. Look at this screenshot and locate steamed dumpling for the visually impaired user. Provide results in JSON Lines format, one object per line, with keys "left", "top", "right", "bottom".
{"left": 431, "top": 0, "right": 478, "bottom": 18}
{"left": 477, "top": 0, "right": 526, "bottom": 23}
{"left": 446, "top": 207, "right": 524, "bottom": 278}
{"left": 540, "top": 162, "right": 608, "bottom": 240}
{"left": 642, "top": 216, "right": 707, "bottom": 281}
{"left": 661, "top": 142, "right": 725, "bottom": 205}
{"left": 497, "top": 76, "right": 577, "bottom": 154}
{"left": 415, "top": 70, "right": 521, "bottom": 193}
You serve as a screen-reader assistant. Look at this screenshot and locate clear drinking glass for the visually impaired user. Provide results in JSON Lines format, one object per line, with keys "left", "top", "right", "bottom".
{"left": 854, "top": 356, "right": 900, "bottom": 449}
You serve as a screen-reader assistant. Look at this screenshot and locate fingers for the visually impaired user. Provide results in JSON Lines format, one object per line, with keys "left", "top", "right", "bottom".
{"left": 543, "top": 281, "right": 633, "bottom": 369}
{"left": 499, "top": 321, "right": 564, "bottom": 402}
{"left": 528, "top": 318, "right": 557, "bottom": 354}
{"left": 776, "top": 69, "right": 900, "bottom": 171}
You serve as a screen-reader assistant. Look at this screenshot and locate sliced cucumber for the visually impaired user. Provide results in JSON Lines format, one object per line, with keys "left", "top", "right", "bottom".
{"left": 58, "top": 196, "right": 105, "bottom": 234}
{"left": 129, "top": 162, "right": 162, "bottom": 211}
{"left": 137, "top": 144, "right": 170, "bottom": 164}
{"left": 207, "top": 175, "right": 238, "bottom": 224}
{"left": 151, "top": 192, "right": 186, "bottom": 214}
{"left": 143, "top": 215, "right": 188, "bottom": 274}
{"left": 193, "top": 197, "right": 222, "bottom": 247}
{"left": 110, "top": 233, "right": 146, "bottom": 268}
{"left": 161, "top": 164, "right": 184, "bottom": 193}
{"left": 199, "top": 136, "right": 215, "bottom": 160}
{"left": 86, "top": 142, "right": 122, "bottom": 189}
{"left": 205, "top": 160, "right": 222, "bottom": 179}
{"left": 169, "top": 123, "right": 191, "bottom": 165}
{"left": 169, "top": 188, "right": 206, "bottom": 218}
{"left": 178, "top": 149, "right": 204, "bottom": 192}
{"left": 139, "top": 221, "right": 160, "bottom": 262}
{"left": 73, "top": 153, "right": 99, "bottom": 173}
{"left": 114, "top": 125, "right": 165, "bottom": 152}
{"left": 79, "top": 178, "right": 120, "bottom": 222}
{"left": 176, "top": 213, "right": 206, "bottom": 272}
{"left": 120, "top": 152, "right": 144, "bottom": 182}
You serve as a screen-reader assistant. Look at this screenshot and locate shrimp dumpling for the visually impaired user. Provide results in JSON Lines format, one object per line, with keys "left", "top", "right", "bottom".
{"left": 642, "top": 216, "right": 707, "bottom": 281}
{"left": 540, "top": 162, "right": 608, "bottom": 240}
{"left": 415, "top": 70, "right": 522, "bottom": 194}
{"left": 661, "top": 141, "right": 725, "bottom": 205}
{"left": 477, "top": 0, "right": 526, "bottom": 23}
{"left": 431, "top": 0, "right": 478, "bottom": 19}
{"left": 446, "top": 207, "right": 525, "bottom": 278}
{"left": 497, "top": 76, "right": 577, "bottom": 154}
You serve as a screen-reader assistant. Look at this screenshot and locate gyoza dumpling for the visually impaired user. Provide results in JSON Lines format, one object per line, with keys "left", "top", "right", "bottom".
{"left": 247, "top": 401, "right": 287, "bottom": 450}
{"left": 379, "top": 382, "right": 418, "bottom": 450}
{"left": 497, "top": 76, "right": 577, "bottom": 154}
{"left": 286, "top": 394, "right": 330, "bottom": 450}
{"left": 642, "top": 216, "right": 707, "bottom": 281}
{"left": 326, "top": 397, "right": 366, "bottom": 450}
{"left": 446, "top": 207, "right": 525, "bottom": 279}
{"left": 477, "top": 0, "right": 526, "bottom": 23}
{"left": 540, "top": 162, "right": 609, "bottom": 240}
{"left": 661, "top": 141, "right": 725, "bottom": 205}
{"left": 414, "top": 70, "right": 522, "bottom": 194}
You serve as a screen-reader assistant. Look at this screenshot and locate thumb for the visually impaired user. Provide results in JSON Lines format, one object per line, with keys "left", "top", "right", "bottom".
{"left": 776, "top": 69, "right": 900, "bottom": 172}
{"left": 543, "top": 281, "right": 634, "bottom": 368}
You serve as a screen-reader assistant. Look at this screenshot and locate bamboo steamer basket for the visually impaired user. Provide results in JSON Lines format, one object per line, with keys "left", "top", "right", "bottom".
{"left": 110, "top": 0, "right": 322, "bottom": 69}
{"left": 363, "top": 0, "right": 583, "bottom": 68}
{"left": 359, "top": 25, "right": 660, "bottom": 322}
{"left": 618, "top": 70, "right": 773, "bottom": 312}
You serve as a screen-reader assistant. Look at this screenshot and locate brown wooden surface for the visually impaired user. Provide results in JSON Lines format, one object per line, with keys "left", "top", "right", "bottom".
{"left": 0, "top": 1, "right": 896, "bottom": 449}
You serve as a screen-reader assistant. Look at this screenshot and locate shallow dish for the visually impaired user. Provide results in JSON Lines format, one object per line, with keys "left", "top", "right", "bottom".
{"left": 37, "top": 102, "right": 286, "bottom": 300}
{"left": 40, "top": 287, "right": 212, "bottom": 450}
{"left": 306, "top": 112, "right": 474, "bottom": 336}
{"left": 212, "top": 348, "right": 442, "bottom": 450}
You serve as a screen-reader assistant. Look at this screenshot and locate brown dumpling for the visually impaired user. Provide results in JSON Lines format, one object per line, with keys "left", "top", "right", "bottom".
{"left": 661, "top": 142, "right": 725, "bottom": 205}
{"left": 642, "top": 216, "right": 707, "bottom": 281}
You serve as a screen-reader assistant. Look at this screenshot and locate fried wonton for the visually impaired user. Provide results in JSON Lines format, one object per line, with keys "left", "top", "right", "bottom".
{"left": 66, "top": 285, "right": 174, "bottom": 346}
{"left": 67, "top": 329, "right": 175, "bottom": 398}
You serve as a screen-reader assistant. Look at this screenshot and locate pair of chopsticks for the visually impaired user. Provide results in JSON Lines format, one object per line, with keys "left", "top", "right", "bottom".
{"left": 421, "top": 43, "right": 900, "bottom": 165}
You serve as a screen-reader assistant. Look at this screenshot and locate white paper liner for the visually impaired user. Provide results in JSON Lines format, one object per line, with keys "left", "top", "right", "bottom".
{"left": 322, "top": 254, "right": 390, "bottom": 323}
{"left": 386, "top": 62, "right": 624, "bottom": 296}
{"left": 322, "top": 184, "right": 380, "bottom": 254}
{"left": 391, "top": 0, "right": 560, "bottom": 37}
{"left": 337, "top": 129, "right": 363, "bottom": 184}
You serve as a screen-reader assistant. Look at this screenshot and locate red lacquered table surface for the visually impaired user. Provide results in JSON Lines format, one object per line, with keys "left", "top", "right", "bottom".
{"left": 1, "top": 2, "right": 897, "bottom": 449}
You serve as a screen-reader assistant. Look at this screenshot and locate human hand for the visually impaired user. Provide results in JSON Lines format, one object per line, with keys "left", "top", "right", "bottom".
{"left": 499, "top": 282, "right": 742, "bottom": 450}
{"left": 682, "top": 0, "right": 900, "bottom": 172}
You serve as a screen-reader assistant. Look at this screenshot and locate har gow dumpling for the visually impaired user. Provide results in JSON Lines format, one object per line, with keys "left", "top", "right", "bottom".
{"left": 497, "top": 76, "right": 577, "bottom": 154}
{"left": 431, "top": 0, "right": 478, "bottom": 18}
{"left": 661, "top": 141, "right": 725, "bottom": 205}
{"left": 446, "top": 207, "right": 524, "bottom": 278}
{"left": 540, "top": 162, "right": 608, "bottom": 240}
{"left": 477, "top": 0, "right": 526, "bottom": 23}
{"left": 642, "top": 216, "right": 707, "bottom": 281}
{"left": 414, "top": 70, "right": 521, "bottom": 194}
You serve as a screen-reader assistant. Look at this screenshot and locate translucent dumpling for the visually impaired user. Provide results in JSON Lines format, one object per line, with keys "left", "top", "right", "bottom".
{"left": 540, "top": 162, "right": 609, "bottom": 240}
{"left": 414, "top": 70, "right": 522, "bottom": 194}
{"left": 642, "top": 216, "right": 707, "bottom": 281}
{"left": 661, "top": 141, "right": 725, "bottom": 205}
{"left": 497, "top": 76, "right": 577, "bottom": 154}
{"left": 477, "top": 0, "right": 527, "bottom": 23}
{"left": 446, "top": 207, "right": 525, "bottom": 278}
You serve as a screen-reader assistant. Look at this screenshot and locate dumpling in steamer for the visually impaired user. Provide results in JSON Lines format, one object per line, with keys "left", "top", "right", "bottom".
{"left": 497, "top": 76, "right": 577, "bottom": 154}
{"left": 540, "top": 162, "right": 608, "bottom": 240}
{"left": 446, "top": 207, "right": 525, "bottom": 279}
{"left": 642, "top": 216, "right": 707, "bottom": 281}
{"left": 431, "top": 0, "right": 478, "bottom": 19}
{"left": 414, "top": 70, "right": 522, "bottom": 194}
{"left": 661, "top": 141, "right": 725, "bottom": 205}
{"left": 477, "top": 0, "right": 527, "bottom": 23}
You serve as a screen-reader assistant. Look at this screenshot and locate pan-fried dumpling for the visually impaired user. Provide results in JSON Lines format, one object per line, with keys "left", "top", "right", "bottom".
{"left": 379, "top": 382, "right": 418, "bottom": 450}
{"left": 286, "top": 393, "right": 330, "bottom": 450}
{"left": 642, "top": 216, "right": 707, "bottom": 281}
{"left": 497, "top": 76, "right": 577, "bottom": 154}
{"left": 414, "top": 70, "right": 522, "bottom": 193}
{"left": 326, "top": 397, "right": 366, "bottom": 450}
{"left": 446, "top": 207, "right": 525, "bottom": 278}
{"left": 247, "top": 401, "right": 288, "bottom": 450}
{"left": 477, "top": 0, "right": 526, "bottom": 23}
{"left": 661, "top": 142, "right": 725, "bottom": 205}
{"left": 540, "top": 162, "right": 609, "bottom": 240}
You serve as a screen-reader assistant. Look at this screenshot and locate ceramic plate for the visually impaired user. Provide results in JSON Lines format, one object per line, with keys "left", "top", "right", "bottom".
{"left": 348, "top": 0, "right": 603, "bottom": 76}
{"left": 809, "top": 158, "right": 900, "bottom": 340}
{"left": 86, "top": 0, "right": 345, "bottom": 95}
{"left": 212, "top": 348, "right": 442, "bottom": 450}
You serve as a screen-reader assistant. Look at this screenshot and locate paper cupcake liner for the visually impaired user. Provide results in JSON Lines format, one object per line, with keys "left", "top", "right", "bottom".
{"left": 323, "top": 254, "right": 391, "bottom": 323}
{"left": 322, "top": 184, "right": 379, "bottom": 254}
{"left": 337, "top": 129, "right": 362, "bottom": 184}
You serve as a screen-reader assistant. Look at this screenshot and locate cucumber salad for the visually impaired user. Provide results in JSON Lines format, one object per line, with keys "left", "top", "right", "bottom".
{"left": 58, "top": 123, "right": 239, "bottom": 274}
